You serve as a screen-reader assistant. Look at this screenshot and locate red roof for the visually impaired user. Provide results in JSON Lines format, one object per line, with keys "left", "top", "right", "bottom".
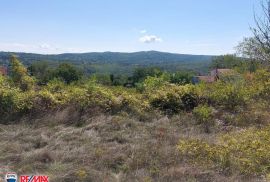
{"left": 0, "top": 66, "right": 7, "bottom": 76}
{"left": 195, "top": 76, "right": 216, "bottom": 83}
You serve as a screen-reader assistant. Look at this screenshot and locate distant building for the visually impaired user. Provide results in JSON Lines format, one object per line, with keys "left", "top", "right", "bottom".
{"left": 0, "top": 66, "right": 7, "bottom": 76}
{"left": 192, "top": 76, "right": 215, "bottom": 84}
{"left": 210, "top": 68, "right": 234, "bottom": 79}
{"left": 192, "top": 68, "right": 234, "bottom": 84}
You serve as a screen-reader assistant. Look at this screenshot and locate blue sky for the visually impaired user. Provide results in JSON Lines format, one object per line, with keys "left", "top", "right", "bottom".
{"left": 0, "top": 0, "right": 260, "bottom": 55}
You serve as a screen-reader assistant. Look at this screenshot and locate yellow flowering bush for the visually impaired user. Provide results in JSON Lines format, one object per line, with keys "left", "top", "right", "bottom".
{"left": 178, "top": 126, "right": 270, "bottom": 175}
{"left": 149, "top": 84, "right": 199, "bottom": 113}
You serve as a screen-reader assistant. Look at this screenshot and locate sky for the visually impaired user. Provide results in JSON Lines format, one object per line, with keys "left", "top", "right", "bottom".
{"left": 0, "top": 0, "right": 261, "bottom": 55}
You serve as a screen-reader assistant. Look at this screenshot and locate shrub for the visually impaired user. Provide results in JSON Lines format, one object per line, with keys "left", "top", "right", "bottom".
{"left": 132, "top": 67, "right": 163, "bottom": 83}
{"left": 208, "top": 81, "right": 250, "bottom": 110}
{"left": 181, "top": 93, "right": 198, "bottom": 111}
{"left": 150, "top": 84, "right": 198, "bottom": 114}
{"left": 0, "top": 88, "right": 34, "bottom": 114}
{"left": 251, "top": 69, "right": 270, "bottom": 100}
{"left": 10, "top": 55, "right": 35, "bottom": 91}
{"left": 53, "top": 63, "right": 83, "bottom": 84}
{"left": 178, "top": 126, "right": 270, "bottom": 176}
{"left": 110, "top": 86, "right": 150, "bottom": 115}
{"left": 0, "top": 73, "right": 35, "bottom": 115}
{"left": 193, "top": 105, "right": 214, "bottom": 133}
{"left": 178, "top": 139, "right": 230, "bottom": 170}
{"left": 151, "top": 91, "right": 183, "bottom": 114}
{"left": 169, "top": 71, "right": 194, "bottom": 85}
{"left": 136, "top": 74, "right": 169, "bottom": 92}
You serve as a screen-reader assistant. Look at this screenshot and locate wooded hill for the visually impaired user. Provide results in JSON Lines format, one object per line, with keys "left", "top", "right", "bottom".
{"left": 0, "top": 51, "right": 213, "bottom": 75}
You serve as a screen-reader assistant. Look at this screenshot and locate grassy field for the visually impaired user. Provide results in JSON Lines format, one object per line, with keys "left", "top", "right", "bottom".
{"left": 0, "top": 58, "right": 270, "bottom": 181}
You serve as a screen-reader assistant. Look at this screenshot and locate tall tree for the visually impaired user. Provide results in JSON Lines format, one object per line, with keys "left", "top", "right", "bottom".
{"left": 250, "top": 0, "right": 270, "bottom": 64}
{"left": 10, "top": 55, "right": 35, "bottom": 91}
{"left": 53, "top": 63, "right": 82, "bottom": 84}
{"left": 28, "top": 61, "right": 52, "bottom": 84}
{"left": 210, "top": 55, "right": 244, "bottom": 69}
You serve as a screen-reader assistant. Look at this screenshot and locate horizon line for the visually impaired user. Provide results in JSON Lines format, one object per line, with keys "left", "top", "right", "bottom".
{"left": 0, "top": 50, "right": 225, "bottom": 56}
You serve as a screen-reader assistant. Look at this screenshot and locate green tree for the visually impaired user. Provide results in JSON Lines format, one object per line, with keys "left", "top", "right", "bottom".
{"left": 210, "top": 55, "right": 244, "bottom": 69}
{"left": 132, "top": 67, "right": 163, "bottom": 83}
{"left": 28, "top": 61, "right": 53, "bottom": 84}
{"left": 236, "top": 1, "right": 270, "bottom": 66}
{"left": 10, "top": 55, "right": 35, "bottom": 91}
{"left": 237, "top": 37, "right": 262, "bottom": 72}
{"left": 169, "top": 71, "right": 194, "bottom": 85}
{"left": 53, "top": 63, "right": 83, "bottom": 84}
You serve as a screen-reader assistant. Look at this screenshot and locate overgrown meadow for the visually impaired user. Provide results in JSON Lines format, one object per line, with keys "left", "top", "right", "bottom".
{"left": 0, "top": 55, "right": 270, "bottom": 181}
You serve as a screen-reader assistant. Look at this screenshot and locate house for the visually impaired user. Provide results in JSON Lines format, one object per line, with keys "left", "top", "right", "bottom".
{"left": 192, "top": 76, "right": 215, "bottom": 84}
{"left": 210, "top": 68, "right": 234, "bottom": 79}
{"left": 0, "top": 66, "right": 7, "bottom": 76}
{"left": 192, "top": 68, "right": 234, "bottom": 84}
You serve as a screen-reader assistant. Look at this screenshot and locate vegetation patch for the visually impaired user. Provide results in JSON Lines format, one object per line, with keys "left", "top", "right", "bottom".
{"left": 178, "top": 126, "right": 270, "bottom": 176}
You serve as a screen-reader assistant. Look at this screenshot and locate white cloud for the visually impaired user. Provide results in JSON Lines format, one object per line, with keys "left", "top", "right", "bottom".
{"left": 139, "top": 35, "right": 162, "bottom": 43}
{"left": 39, "top": 43, "right": 54, "bottom": 50}
{"left": 140, "top": 30, "right": 147, "bottom": 34}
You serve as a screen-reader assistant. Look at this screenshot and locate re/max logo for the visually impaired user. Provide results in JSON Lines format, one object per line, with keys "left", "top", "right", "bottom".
{"left": 20, "top": 175, "right": 49, "bottom": 182}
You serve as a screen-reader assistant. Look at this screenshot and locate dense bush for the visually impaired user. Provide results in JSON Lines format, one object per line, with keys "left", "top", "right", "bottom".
{"left": 0, "top": 87, "right": 34, "bottom": 114}
{"left": 251, "top": 69, "right": 270, "bottom": 100}
{"left": 0, "top": 74, "right": 34, "bottom": 115}
{"left": 132, "top": 67, "right": 163, "bottom": 83}
{"left": 10, "top": 55, "right": 35, "bottom": 91}
{"left": 150, "top": 84, "right": 199, "bottom": 113}
{"left": 136, "top": 74, "right": 169, "bottom": 92}
{"left": 169, "top": 71, "right": 194, "bottom": 85}
{"left": 53, "top": 63, "right": 83, "bottom": 84}
{"left": 210, "top": 54, "right": 245, "bottom": 70}
{"left": 208, "top": 80, "right": 250, "bottom": 110}
{"left": 28, "top": 61, "right": 52, "bottom": 85}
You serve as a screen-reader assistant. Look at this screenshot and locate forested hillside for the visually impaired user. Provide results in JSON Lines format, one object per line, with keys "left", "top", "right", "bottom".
{"left": 0, "top": 51, "right": 213, "bottom": 75}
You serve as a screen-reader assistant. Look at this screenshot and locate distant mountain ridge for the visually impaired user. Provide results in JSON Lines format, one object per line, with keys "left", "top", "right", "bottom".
{"left": 0, "top": 51, "right": 214, "bottom": 74}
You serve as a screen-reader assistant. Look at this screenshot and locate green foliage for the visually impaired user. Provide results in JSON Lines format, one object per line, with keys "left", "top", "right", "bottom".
{"left": 208, "top": 80, "right": 250, "bottom": 110}
{"left": 0, "top": 51, "right": 213, "bottom": 75}
{"left": 136, "top": 74, "right": 169, "bottom": 92}
{"left": 91, "top": 74, "right": 112, "bottom": 85}
{"left": 132, "top": 67, "right": 163, "bottom": 83}
{"left": 211, "top": 54, "right": 259, "bottom": 73}
{"left": 169, "top": 71, "right": 194, "bottom": 85}
{"left": 0, "top": 76, "right": 34, "bottom": 114}
{"left": 193, "top": 105, "right": 214, "bottom": 132}
{"left": 53, "top": 63, "right": 83, "bottom": 84}
{"left": 150, "top": 84, "right": 198, "bottom": 113}
{"left": 10, "top": 55, "right": 35, "bottom": 91}
{"left": 178, "top": 126, "right": 270, "bottom": 175}
{"left": 1, "top": 56, "right": 270, "bottom": 129}
{"left": 2, "top": 55, "right": 270, "bottom": 179}
{"left": 28, "top": 61, "right": 52, "bottom": 84}
{"left": 109, "top": 74, "right": 129, "bottom": 86}
{"left": 211, "top": 54, "right": 244, "bottom": 69}
{"left": 251, "top": 69, "right": 270, "bottom": 100}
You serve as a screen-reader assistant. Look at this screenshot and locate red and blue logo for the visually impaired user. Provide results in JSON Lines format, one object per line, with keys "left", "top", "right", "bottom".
{"left": 20, "top": 175, "right": 49, "bottom": 182}
{"left": 5, "top": 172, "right": 17, "bottom": 182}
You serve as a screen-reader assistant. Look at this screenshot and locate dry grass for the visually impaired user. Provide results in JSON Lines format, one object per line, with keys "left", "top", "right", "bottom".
{"left": 0, "top": 109, "right": 266, "bottom": 182}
